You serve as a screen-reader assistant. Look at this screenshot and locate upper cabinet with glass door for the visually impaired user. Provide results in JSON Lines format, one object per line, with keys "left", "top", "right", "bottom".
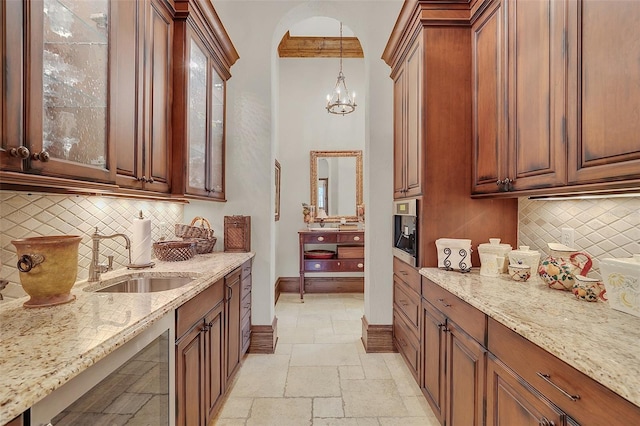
{"left": 1, "top": 0, "right": 117, "bottom": 186}
{"left": 172, "top": 0, "right": 239, "bottom": 201}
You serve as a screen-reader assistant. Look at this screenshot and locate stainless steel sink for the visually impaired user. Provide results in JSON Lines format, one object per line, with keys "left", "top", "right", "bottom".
{"left": 96, "top": 276, "right": 194, "bottom": 293}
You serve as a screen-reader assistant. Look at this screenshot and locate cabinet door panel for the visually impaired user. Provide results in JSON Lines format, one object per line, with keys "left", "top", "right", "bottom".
{"left": 508, "top": 0, "right": 566, "bottom": 190}
{"left": 393, "top": 70, "right": 406, "bottom": 198}
{"left": 187, "top": 37, "right": 209, "bottom": 195}
{"left": 486, "top": 355, "right": 565, "bottom": 426}
{"left": 204, "top": 303, "right": 225, "bottom": 424}
{"left": 421, "top": 299, "right": 446, "bottom": 424}
{"left": 145, "top": 0, "right": 172, "bottom": 192}
{"left": 447, "top": 321, "right": 485, "bottom": 426}
{"left": 568, "top": 0, "right": 640, "bottom": 183}
{"left": 176, "top": 325, "right": 205, "bottom": 426}
{"left": 472, "top": 0, "right": 506, "bottom": 193}
{"left": 405, "top": 36, "right": 422, "bottom": 197}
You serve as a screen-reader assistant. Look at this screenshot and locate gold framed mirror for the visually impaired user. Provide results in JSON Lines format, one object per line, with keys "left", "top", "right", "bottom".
{"left": 310, "top": 150, "right": 363, "bottom": 222}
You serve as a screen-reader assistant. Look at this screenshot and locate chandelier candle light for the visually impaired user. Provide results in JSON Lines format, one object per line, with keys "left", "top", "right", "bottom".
{"left": 326, "top": 22, "right": 357, "bottom": 115}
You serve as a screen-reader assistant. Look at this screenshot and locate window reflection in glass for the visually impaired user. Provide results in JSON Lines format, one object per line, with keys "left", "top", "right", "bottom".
{"left": 42, "top": 0, "right": 108, "bottom": 166}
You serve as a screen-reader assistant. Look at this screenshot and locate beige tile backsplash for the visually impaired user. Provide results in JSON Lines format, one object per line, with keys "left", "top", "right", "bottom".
{"left": 0, "top": 190, "right": 183, "bottom": 299}
{"left": 519, "top": 196, "right": 640, "bottom": 274}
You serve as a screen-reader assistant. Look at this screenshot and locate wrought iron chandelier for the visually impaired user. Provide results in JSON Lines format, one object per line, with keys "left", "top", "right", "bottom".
{"left": 326, "top": 22, "right": 356, "bottom": 115}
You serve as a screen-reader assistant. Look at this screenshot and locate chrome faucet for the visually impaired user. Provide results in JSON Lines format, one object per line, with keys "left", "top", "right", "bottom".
{"left": 89, "top": 227, "right": 132, "bottom": 282}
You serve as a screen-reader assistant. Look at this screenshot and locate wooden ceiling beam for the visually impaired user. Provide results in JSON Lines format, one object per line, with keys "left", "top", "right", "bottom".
{"left": 278, "top": 31, "right": 364, "bottom": 58}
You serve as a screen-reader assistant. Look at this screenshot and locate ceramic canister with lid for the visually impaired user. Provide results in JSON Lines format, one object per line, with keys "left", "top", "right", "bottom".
{"left": 478, "top": 238, "right": 512, "bottom": 274}
{"left": 508, "top": 246, "right": 541, "bottom": 270}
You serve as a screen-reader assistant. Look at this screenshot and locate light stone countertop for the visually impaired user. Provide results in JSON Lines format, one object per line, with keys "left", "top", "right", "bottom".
{"left": 420, "top": 267, "right": 640, "bottom": 409}
{"left": 0, "top": 252, "right": 254, "bottom": 425}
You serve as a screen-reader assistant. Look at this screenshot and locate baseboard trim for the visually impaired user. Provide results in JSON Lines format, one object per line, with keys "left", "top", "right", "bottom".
{"left": 361, "top": 315, "right": 395, "bottom": 353}
{"left": 277, "top": 276, "right": 364, "bottom": 295}
{"left": 248, "top": 316, "right": 278, "bottom": 354}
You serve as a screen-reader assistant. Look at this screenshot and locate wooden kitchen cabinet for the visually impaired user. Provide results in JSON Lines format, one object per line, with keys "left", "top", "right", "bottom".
{"left": 114, "top": 0, "right": 173, "bottom": 193}
{"left": 489, "top": 318, "right": 640, "bottom": 425}
{"left": 472, "top": 0, "right": 566, "bottom": 195}
{"left": 175, "top": 279, "right": 225, "bottom": 426}
{"left": 421, "top": 278, "right": 487, "bottom": 426}
{"left": 566, "top": 0, "right": 640, "bottom": 186}
{"left": 1, "top": 0, "right": 118, "bottom": 184}
{"left": 392, "top": 256, "right": 421, "bottom": 382}
{"left": 225, "top": 267, "right": 241, "bottom": 380}
{"left": 240, "top": 259, "right": 252, "bottom": 355}
{"left": 392, "top": 35, "right": 423, "bottom": 199}
{"left": 486, "top": 354, "right": 568, "bottom": 426}
{"left": 172, "top": 0, "right": 239, "bottom": 201}
{"left": 383, "top": 2, "right": 518, "bottom": 268}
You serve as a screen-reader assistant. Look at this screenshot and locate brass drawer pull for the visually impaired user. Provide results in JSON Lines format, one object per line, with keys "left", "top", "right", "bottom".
{"left": 353, "top": 236, "right": 360, "bottom": 241}
{"left": 314, "top": 263, "right": 321, "bottom": 269}
{"left": 437, "top": 298, "right": 451, "bottom": 308}
{"left": 357, "top": 263, "right": 363, "bottom": 268}
{"left": 536, "top": 372, "right": 580, "bottom": 401}
{"left": 317, "top": 236, "right": 324, "bottom": 242}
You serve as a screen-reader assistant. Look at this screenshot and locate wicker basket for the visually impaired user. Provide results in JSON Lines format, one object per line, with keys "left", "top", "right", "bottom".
{"left": 183, "top": 236, "right": 217, "bottom": 254}
{"left": 153, "top": 241, "right": 197, "bottom": 262}
{"left": 175, "top": 217, "right": 215, "bottom": 239}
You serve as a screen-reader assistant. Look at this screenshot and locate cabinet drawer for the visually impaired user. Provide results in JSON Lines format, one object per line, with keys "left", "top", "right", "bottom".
{"left": 176, "top": 279, "right": 224, "bottom": 339}
{"left": 393, "top": 275, "right": 420, "bottom": 335}
{"left": 241, "top": 260, "right": 252, "bottom": 280}
{"left": 488, "top": 318, "right": 640, "bottom": 425}
{"left": 421, "top": 278, "right": 486, "bottom": 344}
{"left": 393, "top": 311, "right": 420, "bottom": 381}
{"left": 304, "top": 259, "right": 364, "bottom": 272}
{"left": 337, "top": 232, "right": 364, "bottom": 243}
{"left": 241, "top": 315, "right": 251, "bottom": 351}
{"left": 302, "top": 233, "right": 338, "bottom": 243}
{"left": 393, "top": 256, "right": 421, "bottom": 295}
{"left": 241, "top": 291, "right": 251, "bottom": 320}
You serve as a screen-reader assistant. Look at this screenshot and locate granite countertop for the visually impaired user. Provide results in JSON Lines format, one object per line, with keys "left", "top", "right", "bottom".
{"left": 0, "top": 252, "right": 254, "bottom": 425}
{"left": 420, "top": 267, "right": 640, "bottom": 409}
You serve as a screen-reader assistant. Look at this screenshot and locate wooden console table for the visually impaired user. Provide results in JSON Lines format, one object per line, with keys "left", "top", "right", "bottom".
{"left": 298, "top": 229, "right": 365, "bottom": 301}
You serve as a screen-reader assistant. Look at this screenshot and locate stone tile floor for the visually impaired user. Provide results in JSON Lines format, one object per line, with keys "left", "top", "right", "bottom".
{"left": 213, "top": 293, "right": 440, "bottom": 425}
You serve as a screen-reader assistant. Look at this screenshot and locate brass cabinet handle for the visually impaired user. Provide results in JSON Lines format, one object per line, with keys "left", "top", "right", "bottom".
{"left": 314, "top": 263, "right": 321, "bottom": 269}
{"left": 437, "top": 298, "right": 451, "bottom": 308}
{"left": 317, "top": 236, "right": 324, "bottom": 242}
{"left": 353, "top": 236, "right": 360, "bottom": 241}
{"left": 357, "top": 263, "right": 363, "bottom": 268}
{"left": 10, "top": 146, "right": 30, "bottom": 158}
{"left": 31, "top": 151, "right": 50, "bottom": 162}
{"left": 536, "top": 372, "right": 580, "bottom": 401}
{"left": 538, "top": 417, "right": 554, "bottom": 426}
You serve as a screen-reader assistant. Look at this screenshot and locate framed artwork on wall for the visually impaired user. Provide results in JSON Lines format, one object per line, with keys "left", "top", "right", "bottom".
{"left": 275, "top": 159, "right": 281, "bottom": 221}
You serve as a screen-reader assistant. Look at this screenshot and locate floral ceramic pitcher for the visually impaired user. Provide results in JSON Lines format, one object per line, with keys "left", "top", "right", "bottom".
{"left": 538, "top": 243, "right": 593, "bottom": 291}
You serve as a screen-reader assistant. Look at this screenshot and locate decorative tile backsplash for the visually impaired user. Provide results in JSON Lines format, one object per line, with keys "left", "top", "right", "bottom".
{"left": 0, "top": 191, "right": 183, "bottom": 299}
{"left": 519, "top": 196, "right": 640, "bottom": 273}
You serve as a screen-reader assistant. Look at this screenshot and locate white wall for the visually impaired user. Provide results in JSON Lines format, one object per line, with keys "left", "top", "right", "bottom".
{"left": 194, "top": 0, "right": 403, "bottom": 327}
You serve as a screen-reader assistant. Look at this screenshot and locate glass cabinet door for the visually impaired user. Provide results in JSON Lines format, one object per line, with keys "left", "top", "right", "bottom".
{"left": 209, "top": 67, "right": 225, "bottom": 196}
{"left": 187, "top": 37, "right": 208, "bottom": 193}
{"left": 26, "top": 0, "right": 114, "bottom": 182}
{"left": 186, "top": 34, "right": 226, "bottom": 200}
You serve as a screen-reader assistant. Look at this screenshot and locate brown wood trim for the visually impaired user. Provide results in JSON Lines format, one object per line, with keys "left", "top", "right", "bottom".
{"left": 361, "top": 315, "right": 395, "bottom": 353}
{"left": 0, "top": 171, "right": 118, "bottom": 193}
{"left": 277, "top": 276, "right": 364, "bottom": 294}
{"left": 471, "top": 179, "right": 640, "bottom": 199}
{"left": 248, "top": 317, "right": 278, "bottom": 354}
{"left": 278, "top": 31, "right": 364, "bottom": 58}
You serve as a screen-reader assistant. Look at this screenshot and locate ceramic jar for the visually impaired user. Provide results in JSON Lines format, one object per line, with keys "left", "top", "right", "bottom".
{"left": 508, "top": 246, "right": 541, "bottom": 270}
{"left": 508, "top": 264, "right": 531, "bottom": 282}
{"left": 572, "top": 274, "right": 607, "bottom": 302}
{"left": 600, "top": 254, "right": 640, "bottom": 317}
{"left": 538, "top": 243, "right": 593, "bottom": 291}
{"left": 478, "top": 238, "right": 512, "bottom": 275}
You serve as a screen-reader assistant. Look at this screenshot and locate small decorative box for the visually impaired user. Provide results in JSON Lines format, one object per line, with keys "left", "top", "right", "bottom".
{"left": 435, "top": 238, "right": 472, "bottom": 272}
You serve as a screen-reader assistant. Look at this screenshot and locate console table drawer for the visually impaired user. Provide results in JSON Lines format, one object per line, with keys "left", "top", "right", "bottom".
{"left": 337, "top": 232, "right": 364, "bottom": 243}
{"left": 302, "top": 233, "right": 338, "bottom": 243}
{"left": 304, "top": 259, "right": 364, "bottom": 272}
